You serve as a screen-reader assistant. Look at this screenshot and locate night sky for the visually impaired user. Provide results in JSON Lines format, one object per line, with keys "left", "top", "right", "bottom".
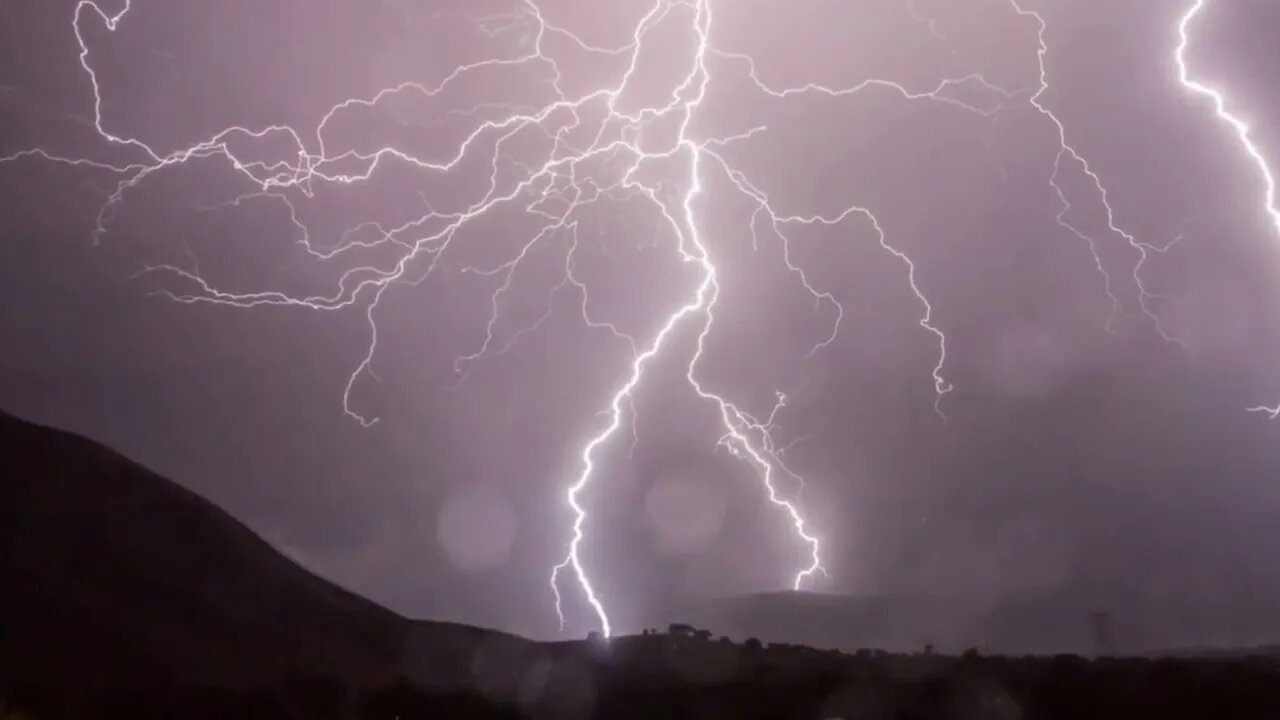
{"left": 4, "top": 0, "right": 1280, "bottom": 644}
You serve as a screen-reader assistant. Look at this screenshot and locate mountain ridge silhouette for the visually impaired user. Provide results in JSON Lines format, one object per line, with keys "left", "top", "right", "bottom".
{"left": 0, "top": 407, "right": 529, "bottom": 690}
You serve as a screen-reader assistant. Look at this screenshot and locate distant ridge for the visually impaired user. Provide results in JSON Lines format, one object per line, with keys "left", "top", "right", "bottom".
{"left": 650, "top": 587, "right": 1280, "bottom": 657}
{"left": 1148, "top": 645, "right": 1280, "bottom": 659}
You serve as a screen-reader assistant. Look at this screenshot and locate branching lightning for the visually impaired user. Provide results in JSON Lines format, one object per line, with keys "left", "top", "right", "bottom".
{"left": 1008, "top": 0, "right": 1183, "bottom": 347}
{"left": 6, "top": 0, "right": 1270, "bottom": 638}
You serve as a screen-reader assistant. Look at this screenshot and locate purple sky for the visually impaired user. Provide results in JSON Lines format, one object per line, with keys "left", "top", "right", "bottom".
{"left": 4, "top": 0, "right": 1280, "bottom": 643}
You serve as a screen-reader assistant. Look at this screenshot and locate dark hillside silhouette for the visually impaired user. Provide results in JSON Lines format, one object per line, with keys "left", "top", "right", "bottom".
{"left": 0, "top": 409, "right": 526, "bottom": 690}
{"left": 4, "top": 409, "right": 1280, "bottom": 719}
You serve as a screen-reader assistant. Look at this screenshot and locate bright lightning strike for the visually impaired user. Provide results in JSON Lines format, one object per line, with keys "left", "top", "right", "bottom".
{"left": 1172, "top": 0, "right": 1280, "bottom": 418}
{"left": 6, "top": 0, "right": 1261, "bottom": 639}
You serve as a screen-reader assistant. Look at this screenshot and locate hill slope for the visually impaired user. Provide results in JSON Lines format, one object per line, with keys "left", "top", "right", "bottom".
{"left": 5, "top": 411, "right": 1280, "bottom": 717}
{"left": 0, "top": 409, "right": 524, "bottom": 689}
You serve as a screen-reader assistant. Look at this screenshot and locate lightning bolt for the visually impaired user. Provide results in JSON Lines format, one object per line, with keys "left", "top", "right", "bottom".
{"left": 906, "top": 0, "right": 946, "bottom": 44}
{"left": 1172, "top": 0, "right": 1280, "bottom": 418}
{"left": 7, "top": 0, "right": 1259, "bottom": 639}
{"left": 1009, "top": 0, "right": 1183, "bottom": 347}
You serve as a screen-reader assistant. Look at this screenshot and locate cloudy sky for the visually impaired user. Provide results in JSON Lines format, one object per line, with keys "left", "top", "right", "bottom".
{"left": 4, "top": 0, "right": 1280, "bottom": 642}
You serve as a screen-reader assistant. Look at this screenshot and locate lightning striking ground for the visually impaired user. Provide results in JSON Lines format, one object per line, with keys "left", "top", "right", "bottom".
{"left": 4, "top": 0, "right": 1262, "bottom": 638}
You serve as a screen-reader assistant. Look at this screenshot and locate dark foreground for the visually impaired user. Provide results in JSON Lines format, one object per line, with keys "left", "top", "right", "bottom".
{"left": 6, "top": 642, "right": 1280, "bottom": 720}
{"left": 4, "top": 411, "right": 1280, "bottom": 718}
